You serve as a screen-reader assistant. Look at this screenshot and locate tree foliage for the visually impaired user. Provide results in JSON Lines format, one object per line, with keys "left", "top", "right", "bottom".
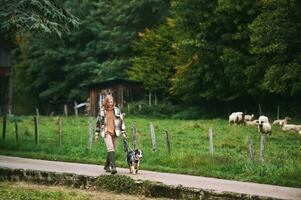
{"left": 0, "top": 0, "right": 78, "bottom": 37}
{"left": 10, "top": 0, "right": 301, "bottom": 113}
{"left": 249, "top": 0, "right": 301, "bottom": 96}
{"left": 132, "top": 0, "right": 300, "bottom": 104}
{"left": 129, "top": 19, "right": 177, "bottom": 96}
{"left": 12, "top": 0, "right": 169, "bottom": 107}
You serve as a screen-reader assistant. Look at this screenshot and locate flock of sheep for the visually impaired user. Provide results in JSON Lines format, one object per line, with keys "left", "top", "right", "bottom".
{"left": 229, "top": 112, "right": 301, "bottom": 135}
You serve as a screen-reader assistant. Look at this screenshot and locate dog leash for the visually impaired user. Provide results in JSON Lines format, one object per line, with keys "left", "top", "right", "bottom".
{"left": 122, "top": 137, "right": 133, "bottom": 153}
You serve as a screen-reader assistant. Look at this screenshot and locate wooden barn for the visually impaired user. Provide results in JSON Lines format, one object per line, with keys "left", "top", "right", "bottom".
{"left": 88, "top": 78, "right": 144, "bottom": 116}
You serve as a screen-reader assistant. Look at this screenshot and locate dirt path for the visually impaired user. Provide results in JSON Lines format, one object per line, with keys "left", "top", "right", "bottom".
{"left": 0, "top": 155, "right": 300, "bottom": 200}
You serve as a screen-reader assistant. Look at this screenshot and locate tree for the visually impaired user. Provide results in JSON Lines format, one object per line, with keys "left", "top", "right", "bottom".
{"left": 12, "top": 0, "right": 170, "bottom": 110}
{"left": 91, "top": 0, "right": 170, "bottom": 81}
{"left": 170, "top": 0, "right": 258, "bottom": 103}
{"left": 0, "top": 0, "right": 78, "bottom": 37}
{"left": 128, "top": 19, "right": 177, "bottom": 102}
{"left": 249, "top": 0, "right": 301, "bottom": 97}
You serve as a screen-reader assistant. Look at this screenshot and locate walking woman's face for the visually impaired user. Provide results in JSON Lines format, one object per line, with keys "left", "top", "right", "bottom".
{"left": 108, "top": 98, "right": 114, "bottom": 108}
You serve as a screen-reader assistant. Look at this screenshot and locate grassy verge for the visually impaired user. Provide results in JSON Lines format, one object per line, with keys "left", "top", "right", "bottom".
{"left": 0, "top": 181, "right": 167, "bottom": 200}
{"left": 0, "top": 115, "right": 300, "bottom": 187}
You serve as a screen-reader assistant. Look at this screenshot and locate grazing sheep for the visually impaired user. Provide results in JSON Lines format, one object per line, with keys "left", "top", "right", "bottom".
{"left": 273, "top": 117, "right": 289, "bottom": 126}
{"left": 244, "top": 114, "right": 254, "bottom": 121}
{"left": 245, "top": 120, "right": 258, "bottom": 126}
{"left": 299, "top": 130, "right": 301, "bottom": 135}
{"left": 229, "top": 113, "right": 239, "bottom": 125}
{"left": 237, "top": 113, "right": 245, "bottom": 125}
{"left": 294, "top": 125, "right": 301, "bottom": 132}
{"left": 257, "top": 116, "right": 269, "bottom": 132}
{"left": 280, "top": 119, "right": 301, "bottom": 133}
{"left": 281, "top": 124, "right": 298, "bottom": 132}
{"left": 258, "top": 121, "right": 272, "bottom": 135}
{"left": 258, "top": 116, "right": 269, "bottom": 123}
{"left": 229, "top": 112, "right": 244, "bottom": 125}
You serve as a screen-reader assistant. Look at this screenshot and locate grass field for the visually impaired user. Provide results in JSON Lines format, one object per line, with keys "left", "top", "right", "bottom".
{"left": 0, "top": 115, "right": 300, "bottom": 188}
{"left": 0, "top": 181, "right": 167, "bottom": 200}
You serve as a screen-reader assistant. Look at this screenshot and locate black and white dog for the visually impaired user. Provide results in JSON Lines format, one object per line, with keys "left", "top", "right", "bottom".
{"left": 123, "top": 139, "right": 143, "bottom": 174}
{"left": 127, "top": 149, "right": 143, "bottom": 174}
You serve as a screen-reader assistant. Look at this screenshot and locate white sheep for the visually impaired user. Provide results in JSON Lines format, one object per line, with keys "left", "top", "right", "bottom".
{"left": 299, "top": 130, "right": 301, "bottom": 135}
{"left": 294, "top": 125, "right": 301, "bottom": 132}
{"left": 229, "top": 113, "right": 239, "bottom": 125}
{"left": 245, "top": 120, "right": 258, "bottom": 126}
{"left": 280, "top": 119, "right": 301, "bottom": 133}
{"left": 257, "top": 116, "right": 269, "bottom": 132}
{"left": 244, "top": 114, "right": 254, "bottom": 121}
{"left": 273, "top": 117, "right": 289, "bottom": 126}
{"left": 258, "top": 121, "right": 272, "bottom": 135}
{"left": 229, "top": 112, "right": 244, "bottom": 125}
{"left": 281, "top": 124, "right": 298, "bottom": 132}
{"left": 258, "top": 116, "right": 269, "bottom": 123}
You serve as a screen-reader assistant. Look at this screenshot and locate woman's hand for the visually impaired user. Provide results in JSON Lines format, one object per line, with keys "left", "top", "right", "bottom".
{"left": 95, "top": 134, "right": 99, "bottom": 143}
{"left": 121, "top": 131, "right": 127, "bottom": 139}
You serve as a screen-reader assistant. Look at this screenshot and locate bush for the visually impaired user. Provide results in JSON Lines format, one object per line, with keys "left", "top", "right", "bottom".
{"left": 125, "top": 102, "right": 221, "bottom": 119}
{"left": 125, "top": 101, "right": 182, "bottom": 118}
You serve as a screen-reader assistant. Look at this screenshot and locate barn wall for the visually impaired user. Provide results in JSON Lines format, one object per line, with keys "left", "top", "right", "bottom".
{"left": 88, "top": 82, "right": 144, "bottom": 116}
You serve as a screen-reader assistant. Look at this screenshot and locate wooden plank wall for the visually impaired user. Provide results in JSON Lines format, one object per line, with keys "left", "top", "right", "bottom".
{"left": 89, "top": 83, "right": 144, "bottom": 116}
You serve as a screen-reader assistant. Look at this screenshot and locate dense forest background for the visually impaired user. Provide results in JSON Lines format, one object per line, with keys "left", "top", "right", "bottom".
{"left": 6, "top": 0, "right": 301, "bottom": 116}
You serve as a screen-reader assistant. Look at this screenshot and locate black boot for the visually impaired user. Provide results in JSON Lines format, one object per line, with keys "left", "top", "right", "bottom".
{"left": 108, "top": 151, "right": 117, "bottom": 174}
{"left": 104, "top": 153, "right": 111, "bottom": 172}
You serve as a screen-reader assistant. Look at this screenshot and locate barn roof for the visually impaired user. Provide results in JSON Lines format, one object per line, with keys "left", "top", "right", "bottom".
{"left": 89, "top": 78, "right": 142, "bottom": 88}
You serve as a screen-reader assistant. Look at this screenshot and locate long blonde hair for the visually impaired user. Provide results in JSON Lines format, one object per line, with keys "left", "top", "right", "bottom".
{"left": 103, "top": 94, "right": 114, "bottom": 109}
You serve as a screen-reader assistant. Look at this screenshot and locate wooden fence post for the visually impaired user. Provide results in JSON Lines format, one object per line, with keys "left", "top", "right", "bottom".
{"left": 258, "top": 104, "right": 262, "bottom": 116}
{"left": 150, "top": 122, "right": 156, "bottom": 151}
{"left": 165, "top": 130, "right": 171, "bottom": 154}
{"left": 74, "top": 101, "right": 78, "bottom": 117}
{"left": 14, "top": 118, "right": 19, "bottom": 144}
{"left": 34, "top": 116, "right": 39, "bottom": 145}
{"left": 260, "top": 134, "right": 266, "bottom": 162}
{"left": 127, "top": 104, "right": 130, "bottom": 114}
{"left": 58, "top": 117, "right": 62, "bottom": 146}
{"left": 132, "top": 122, "right": 137, "bottom": 149}
{"left": 209, "top": 127, "right": 214, "bottom": 158}
{"left": 148, "top": 91, "right": 152, "bottom": 106}
{"left": 277, "top": 105, "right": 280, "bottom": 120}
{"left": 248, "top": 137, "right": 254, "bottom": 161}
{"left": 64, "top": 104, "right": 68, "bottom": 116}
{"left": 36, "top": 108, "right": 40, "bottom": 144}
{"left": 88, "top": 117, "right": 93, "bottom": 149}
{"left": 2, "top": 114, "right": 6, "bottom": 140}
{"left": 36, "top": 108, "right": 39, "bottom": 119}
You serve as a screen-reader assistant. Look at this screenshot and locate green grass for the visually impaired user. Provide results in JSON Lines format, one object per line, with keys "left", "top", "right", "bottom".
{"left": 0, "top": 181, "right": 167, "bottom": 200}
{"left": 0, "top": 181, "right": 90, "bottom": 200}
{"left": 0, "top": 115, "right": 301, "bottom": 188}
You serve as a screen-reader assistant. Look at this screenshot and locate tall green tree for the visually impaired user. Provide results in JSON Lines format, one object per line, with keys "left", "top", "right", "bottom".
{"left": 170, "top": 0, "right": 258, "bottom": 103}
{"left": 0, "top": 0, "right": 78, "bottom": 37}
{"left": 91, "top": 0, "right": 170, "bottom": 81}
{"left": 249, "top": 0, "right": 301, "bottom": 97}
{"left": 13, "top": 0, "right": 170, "bottom": 109}
{"left": 128, "top": 19, "right": 177, "bottom": 100}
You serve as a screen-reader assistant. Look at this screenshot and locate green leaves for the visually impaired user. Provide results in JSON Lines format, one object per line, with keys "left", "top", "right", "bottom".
{"left": 10, "top": 0, "right": 301, "bottom": 109}
{"left": 129, "top": 22, "right": 177, "bottom": 94}
{"left": 12, "top": 0, "right": 169, "bottom": 107}
{"left": 249, "top": 0, "right": 301, "bottom": 96}
{"left": 0, "top": 0, "right": 79, "bottom": 37}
